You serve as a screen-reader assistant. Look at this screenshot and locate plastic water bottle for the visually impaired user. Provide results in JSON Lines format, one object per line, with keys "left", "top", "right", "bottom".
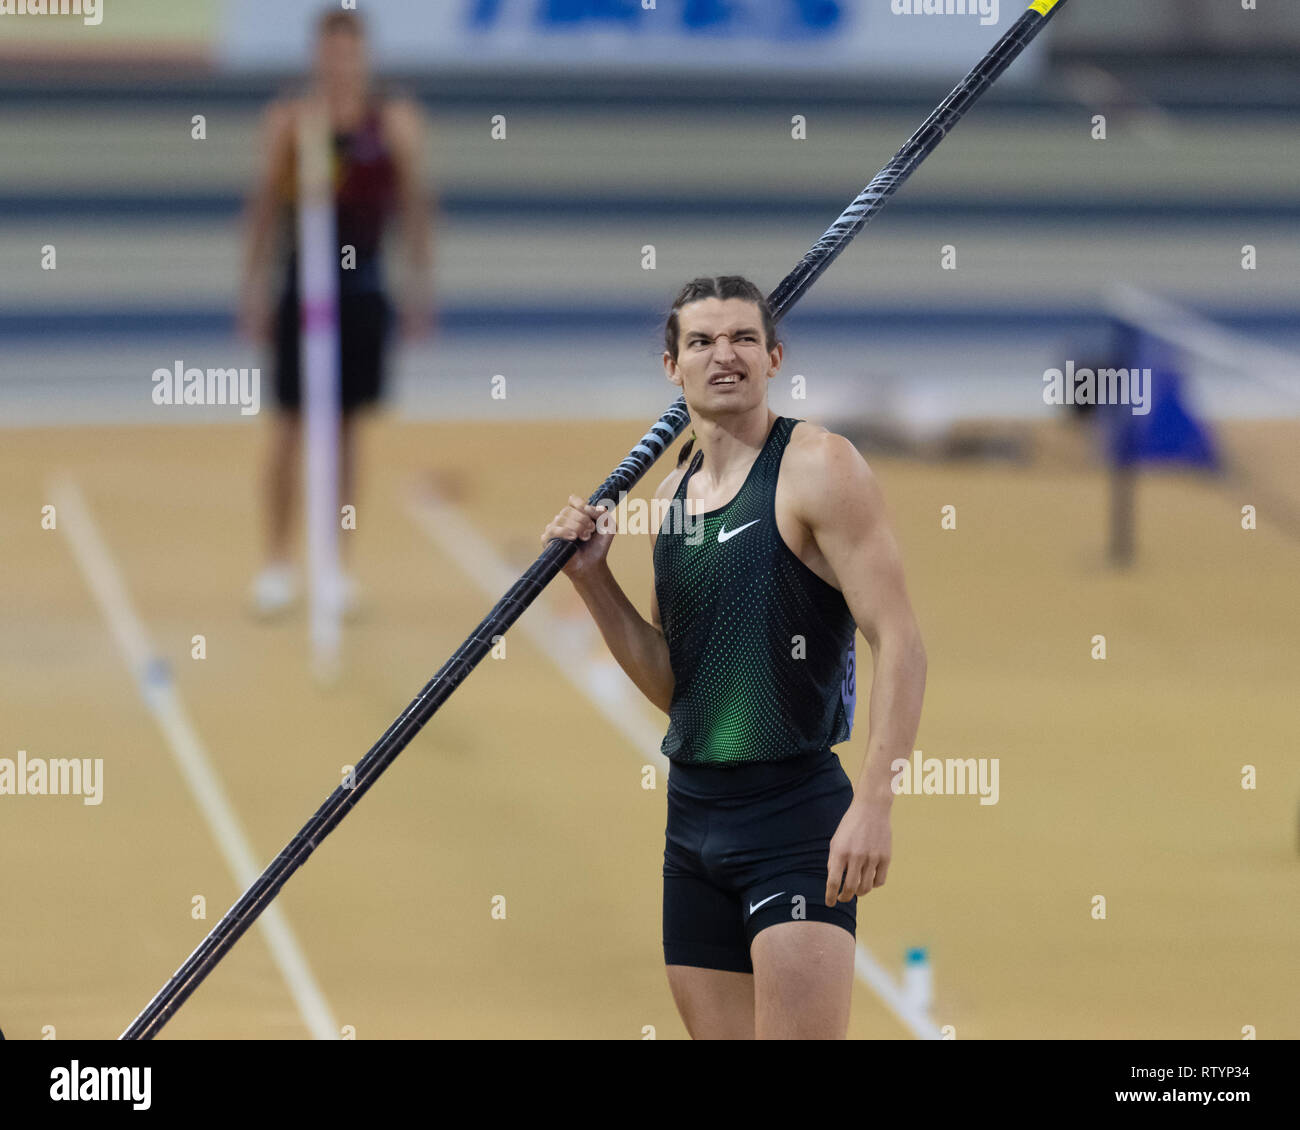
{"left": 903, "top": 947, "right": 932, "bottom": 1012}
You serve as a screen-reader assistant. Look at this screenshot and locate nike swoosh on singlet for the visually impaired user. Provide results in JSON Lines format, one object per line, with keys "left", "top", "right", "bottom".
{"left": 717, "top": 519, "right": 761, "bottom": 544}
{"left": 748, "top": 891, "right": 786, "bottom": 915}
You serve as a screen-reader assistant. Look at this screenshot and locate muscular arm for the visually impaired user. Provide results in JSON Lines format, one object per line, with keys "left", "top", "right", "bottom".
{"left": 543, "top": 473, "right": 680, "bottom": 715}
{"left": 793, "top": 432, "right": 926, "bottom": 807}
{"left": 571, "top": 560, "right": 675, "bottom": 714}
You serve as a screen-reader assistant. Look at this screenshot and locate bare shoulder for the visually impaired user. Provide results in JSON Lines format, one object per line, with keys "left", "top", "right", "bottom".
{"left": 785, "top": 421, "right": 877, "bottom": 501}
{"left": 782, "top": 421, "right": 887, "bottom": 540}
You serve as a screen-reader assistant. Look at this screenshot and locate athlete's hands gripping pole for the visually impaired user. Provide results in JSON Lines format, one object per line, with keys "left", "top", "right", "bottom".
{"left": 543, "top": 495, "right": 615, "bottom": 580}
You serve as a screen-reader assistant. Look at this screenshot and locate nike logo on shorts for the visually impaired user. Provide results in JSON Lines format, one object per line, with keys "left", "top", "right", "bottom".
{"left": 718, "top": 519, "right": 760, "bottom": 544}
{"left": 748, "top": 891, "right": 785, "bottom": 916}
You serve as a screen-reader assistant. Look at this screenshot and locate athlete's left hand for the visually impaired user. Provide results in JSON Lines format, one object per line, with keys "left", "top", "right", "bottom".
{"left": 825, "top": 797, "right": 891, "bottom": 906}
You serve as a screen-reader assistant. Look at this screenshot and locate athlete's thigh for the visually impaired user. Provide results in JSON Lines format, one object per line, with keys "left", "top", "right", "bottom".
{"left": 751, "top": 920, "right": 855, "bottom": 1040}
{"left": 663, "top": 770, "right": 759, "bottom": 1038}
{"left": 665, "top": 965, "right": 755, "bottom": 1040}
{"left": 662, "top": 869, "right": 755, "bottom": 1038}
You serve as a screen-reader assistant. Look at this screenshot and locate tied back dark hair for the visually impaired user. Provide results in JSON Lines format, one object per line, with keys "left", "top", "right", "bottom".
{"left": 664, "top": 276, "right": 779, "bottom": 467}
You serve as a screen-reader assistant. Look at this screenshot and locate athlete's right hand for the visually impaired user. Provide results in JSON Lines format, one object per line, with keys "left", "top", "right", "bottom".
{"left": 543, "top": 495, "right": 613, "bottom": 579}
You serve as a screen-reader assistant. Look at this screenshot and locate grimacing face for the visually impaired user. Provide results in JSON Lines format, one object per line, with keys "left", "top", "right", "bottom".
{"left": 664, "top": 297, "right": 782, "bottom": 414}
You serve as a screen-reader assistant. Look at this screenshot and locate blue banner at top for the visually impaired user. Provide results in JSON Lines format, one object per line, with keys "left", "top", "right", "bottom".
{"left": 470, "top": 0, "right": 843, "bottom": 41}
{"left": 219, "top": 0, "right": 1047, "bottom": 78}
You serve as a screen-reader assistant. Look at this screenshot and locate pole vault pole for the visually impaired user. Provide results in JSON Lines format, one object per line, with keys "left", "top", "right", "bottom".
{"left": 121, "top": 0, "right": 1070, "bottom": 1040}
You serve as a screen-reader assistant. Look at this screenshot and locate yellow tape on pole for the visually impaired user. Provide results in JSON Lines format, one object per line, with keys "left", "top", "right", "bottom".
{"left": 1028, "top": 0, "right": 1062, "bottom": 15}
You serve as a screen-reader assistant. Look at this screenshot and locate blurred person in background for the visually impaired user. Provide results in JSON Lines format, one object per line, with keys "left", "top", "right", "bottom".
{"left": 239, "top": 8, "right": 435, "bottom": 616}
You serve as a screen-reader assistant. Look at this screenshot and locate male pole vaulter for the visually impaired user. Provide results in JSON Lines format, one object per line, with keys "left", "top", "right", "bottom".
{"left": 543, "top": 276, "right": 927, "bottom": 1039}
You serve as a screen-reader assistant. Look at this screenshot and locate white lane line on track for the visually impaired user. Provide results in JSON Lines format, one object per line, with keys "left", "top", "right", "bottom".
{"left": 51, "top": 474, "right": 339, "bottom": 1040}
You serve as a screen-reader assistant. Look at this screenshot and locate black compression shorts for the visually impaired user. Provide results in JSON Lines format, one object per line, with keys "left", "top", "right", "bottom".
{"left": 662, "top": 747, "right": 856, "bottom": 974}
{"left": 273, "top": 289, "right": 392, "bottom": 413}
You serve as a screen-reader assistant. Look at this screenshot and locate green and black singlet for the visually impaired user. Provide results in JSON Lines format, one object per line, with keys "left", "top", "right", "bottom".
{"left": 653, "top": 416, "right": 858, "bottom": 767}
